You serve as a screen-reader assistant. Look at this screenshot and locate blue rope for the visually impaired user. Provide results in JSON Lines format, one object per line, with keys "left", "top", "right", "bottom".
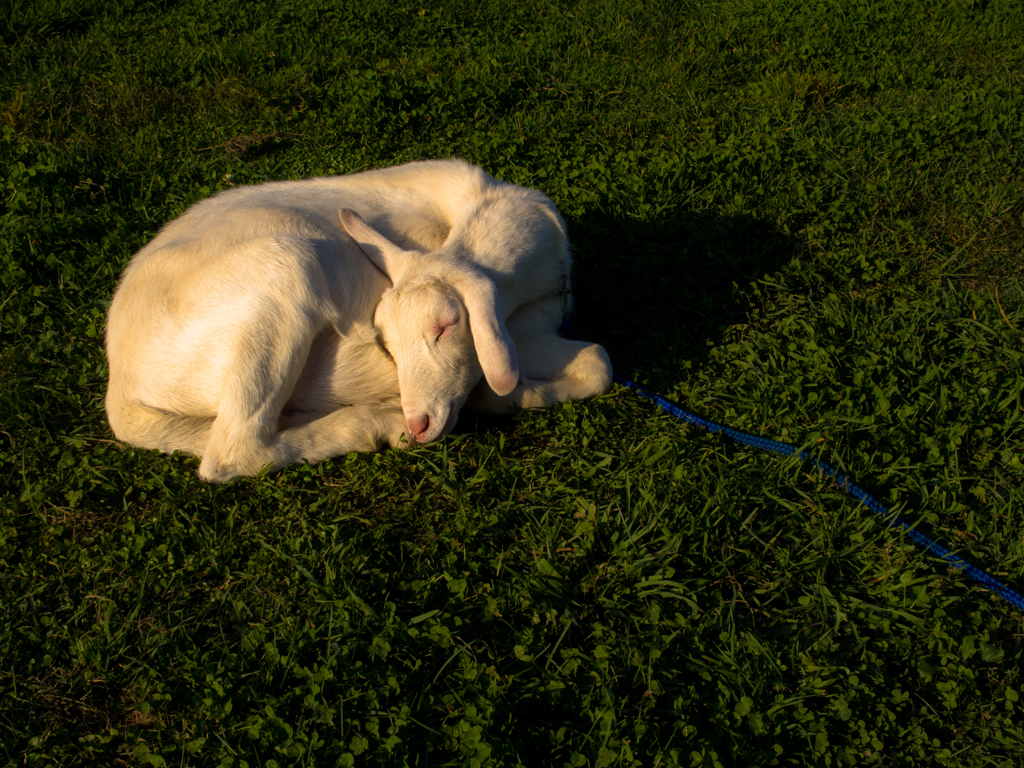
{"left": 604, "top": 371, "right": 1024, "bottom": 612}
{"left": 611, "top": 373, "right": 1024, "bottom": 611}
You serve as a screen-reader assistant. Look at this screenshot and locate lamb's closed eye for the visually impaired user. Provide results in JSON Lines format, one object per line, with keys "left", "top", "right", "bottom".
{"left": 432, "top": 314, "right": 459, "bottom": 343}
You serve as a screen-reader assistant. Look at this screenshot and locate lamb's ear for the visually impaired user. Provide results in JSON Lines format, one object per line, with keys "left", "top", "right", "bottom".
{"left": 457, "top": 274, "right": 519, "bottom": 396}
{"left": 339, "top": 208, "right": 410, "bottom": 282}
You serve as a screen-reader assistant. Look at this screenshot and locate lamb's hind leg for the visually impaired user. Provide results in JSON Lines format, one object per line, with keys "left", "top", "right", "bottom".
{"left": 106, "top": 397, "right": 215, "bottom": 459}
{"left": 197, "top": 327, "right": 412, "bottom": 482}
{"left": 193, "top": 280, "right": 329, "bottom": 481}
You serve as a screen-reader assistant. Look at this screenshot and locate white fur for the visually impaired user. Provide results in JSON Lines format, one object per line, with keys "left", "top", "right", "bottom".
{"left": 105, "top": 159, "right": 612, "bottom": 482}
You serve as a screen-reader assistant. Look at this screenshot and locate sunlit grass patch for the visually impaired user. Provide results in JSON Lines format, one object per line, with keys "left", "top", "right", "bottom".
{"left": 2, "top": 0, "right": 1024, "bottom": 765}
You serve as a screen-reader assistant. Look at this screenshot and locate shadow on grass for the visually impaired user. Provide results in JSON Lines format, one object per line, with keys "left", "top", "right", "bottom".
{"left": 570, "top": 209, "right": 804, "bottom": 381}
{"left": 457, "top": 208, "right": 805, "bottom": 434}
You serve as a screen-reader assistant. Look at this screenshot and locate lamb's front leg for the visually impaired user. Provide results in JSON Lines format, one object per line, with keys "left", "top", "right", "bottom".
{"left": 199, "top": 405, "right": 411, "bottom": 482}
{"left": 195, "top": 305, "right": 411, "bottom": 482}
{"left": 274, "top": 404, "right": 412, "bottom": 464}
{"left": 465, "top": 333, "right": 612, "bottom": 413}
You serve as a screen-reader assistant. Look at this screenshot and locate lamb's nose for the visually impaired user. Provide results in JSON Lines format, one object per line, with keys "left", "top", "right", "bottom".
{"left": 408, "top": 414, "right": 430, "bottom": 442}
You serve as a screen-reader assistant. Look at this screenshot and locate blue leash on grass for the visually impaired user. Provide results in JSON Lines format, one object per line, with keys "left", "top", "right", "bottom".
{"left": 566, "top": 322, "right": 1024, "bottom": 612}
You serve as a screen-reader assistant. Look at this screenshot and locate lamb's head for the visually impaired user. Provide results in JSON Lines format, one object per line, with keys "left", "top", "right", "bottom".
{"left": 340, "top": 208, "right": 519, "bottom": 445}
{"left": 372, "top": 275, "right": 480, "bottom": 443}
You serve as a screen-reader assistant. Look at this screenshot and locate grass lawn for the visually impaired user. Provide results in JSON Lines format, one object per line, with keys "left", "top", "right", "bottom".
{"left": 2, "top": 0, "right": 1024, "bottom": 765}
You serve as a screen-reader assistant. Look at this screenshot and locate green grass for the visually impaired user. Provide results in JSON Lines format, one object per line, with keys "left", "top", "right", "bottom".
{"left": 2, "top": 0, "right": 1024, "bottom": 765}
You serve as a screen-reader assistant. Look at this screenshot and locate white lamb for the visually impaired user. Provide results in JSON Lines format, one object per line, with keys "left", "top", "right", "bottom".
{"left": 105, "top": 159, "right": 612, "bottom": 482}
